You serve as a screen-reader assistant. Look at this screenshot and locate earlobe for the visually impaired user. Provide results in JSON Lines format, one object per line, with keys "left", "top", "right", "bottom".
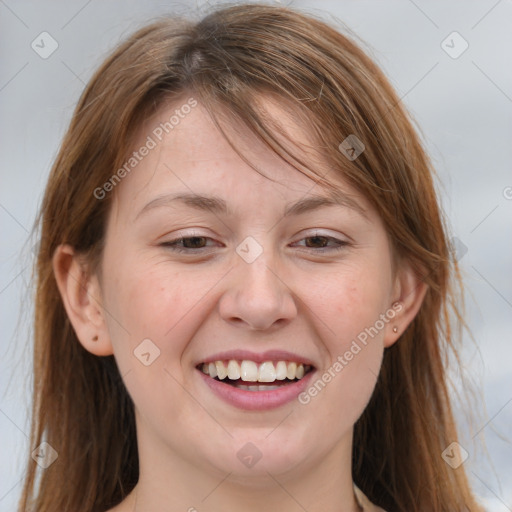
{"left": 384, "top": 263, "right": 428, "bottom": 348}
{"left": 52, "top": 244, "right": 114, "bottom": 356}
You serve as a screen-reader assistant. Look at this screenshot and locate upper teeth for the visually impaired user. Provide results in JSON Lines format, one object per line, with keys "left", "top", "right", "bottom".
{"left": 200, "top": 360, "right": 310, "bottom": 382}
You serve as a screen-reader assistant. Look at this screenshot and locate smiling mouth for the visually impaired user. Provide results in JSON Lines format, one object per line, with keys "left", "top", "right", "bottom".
{"left": 196, "top": 359, "right": 314, "bottom": 391}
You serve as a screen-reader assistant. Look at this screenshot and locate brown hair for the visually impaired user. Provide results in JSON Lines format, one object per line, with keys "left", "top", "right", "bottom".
{"left": 20, "top": 3, "right": 482, "bottom": 511}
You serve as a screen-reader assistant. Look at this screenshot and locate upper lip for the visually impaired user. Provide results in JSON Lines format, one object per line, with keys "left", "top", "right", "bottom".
{"left": 196, "top": 349, "right": 316, "bottom": 368}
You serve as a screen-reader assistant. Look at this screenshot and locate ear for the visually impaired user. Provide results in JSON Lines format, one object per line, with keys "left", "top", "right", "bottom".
{"left": 383, "top": 261, "right": 428, "bottom": 348}
{"left": 52, "top": 244, "right": 113, "bottom": 356}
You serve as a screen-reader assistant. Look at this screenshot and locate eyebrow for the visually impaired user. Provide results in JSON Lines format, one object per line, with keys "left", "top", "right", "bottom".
{"left": 135, "top": 190, "right": 367, "bottom": 221}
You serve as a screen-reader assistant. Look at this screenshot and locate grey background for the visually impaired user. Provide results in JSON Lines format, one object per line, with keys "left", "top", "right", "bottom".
{"left": 1, "top": 1, "right": 511, "bottom": 510}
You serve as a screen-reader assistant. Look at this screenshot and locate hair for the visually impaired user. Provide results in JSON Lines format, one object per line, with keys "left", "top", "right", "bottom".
{"left": 19, "top": 3, "right": 482, "bottom": 511}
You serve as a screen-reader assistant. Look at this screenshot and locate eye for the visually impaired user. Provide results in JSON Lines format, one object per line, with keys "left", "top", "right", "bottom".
{"left": 160, "top": 233, "right": 349, "bottom": 255}
{"left": 160, "top": 236, "right": 218, "bottom": 253}
{"left": 292, "top": 235, "right": 349, "bottom": 253}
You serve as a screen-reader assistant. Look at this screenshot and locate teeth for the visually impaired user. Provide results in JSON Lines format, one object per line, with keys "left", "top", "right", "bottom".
{"left": 234, "top": 384, "right": 284, "bottom": 391}
{"left": 200, "top": 360, "right": 310, "bottom": 383}
{"left": 275, "top": 361, "right": 287, "bottom": 380}
{"left": 215, "top": 360, "right": 228, "bottom": 380}
{"left": 286, "top": 362, "right": 297, "bottom": 380}
{"left": 208, "top": 362, "right": 217, "bottom": 378}
{"left": 240, "top": 360, "right": 258, "bottom": 382}
{"left": 227, "top": 360, "right": 241, "bottom": 380}
{"left": 258, "top": 361, "right": 276, "bottom": 382}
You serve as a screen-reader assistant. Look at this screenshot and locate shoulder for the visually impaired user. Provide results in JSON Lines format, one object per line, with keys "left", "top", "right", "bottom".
{"left": 354, "top": 484, "right": 387, "bottom": 512}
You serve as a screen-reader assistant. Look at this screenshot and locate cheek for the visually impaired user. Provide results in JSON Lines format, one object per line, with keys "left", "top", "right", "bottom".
{"left": 297, "top": 259, "right": 390, "bottom": 425}
{"left": 312, "top": 260, "right": 392, "bottom": 347}
{"left": 103, "top": 263, "right": 191, "bottom": 351}
{"left": 99, "top": 258, "right": 214, "bottom": 421}
{"left": 298, "top": 275, "right": 386, "bottom": 445}
{"left": 101, "top": 253, "right": 229, "bottom": 373}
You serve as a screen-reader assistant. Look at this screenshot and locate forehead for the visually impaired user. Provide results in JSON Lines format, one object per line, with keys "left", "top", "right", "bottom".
{"left": 108, "top": 95, "right": 373, "bottom": 223}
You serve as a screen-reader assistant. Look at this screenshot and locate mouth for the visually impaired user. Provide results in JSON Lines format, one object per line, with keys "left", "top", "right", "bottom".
{"left": 197, "top": 360, "right": 314, "bottom": 390}
{"left": 195, "top": 358, "right": 316, "bottom": 410}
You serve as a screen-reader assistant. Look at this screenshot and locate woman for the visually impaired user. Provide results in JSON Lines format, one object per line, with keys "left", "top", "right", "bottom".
{"left": 19, "top": 3, "right": 482, "bottom": 511}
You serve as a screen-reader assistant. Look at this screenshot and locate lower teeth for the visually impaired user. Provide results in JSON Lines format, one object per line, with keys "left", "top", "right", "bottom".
{"left": 220, "top": 378, "right": 297, "bottom": 391}
{"left": 208, "top": 375, "right": 302, "bottom": 391}
{"left": 232, "top": 384, "right": 285, "bottom": 391}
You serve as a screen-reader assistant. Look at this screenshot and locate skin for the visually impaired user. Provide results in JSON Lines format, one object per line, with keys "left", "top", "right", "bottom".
{"left": 54, "top": 96, "right": 426, "bottom": 512}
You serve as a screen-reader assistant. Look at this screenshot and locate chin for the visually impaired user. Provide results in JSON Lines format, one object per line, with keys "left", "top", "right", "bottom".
{"left": 200, "top": 429, "right": 314, "bottom": 481}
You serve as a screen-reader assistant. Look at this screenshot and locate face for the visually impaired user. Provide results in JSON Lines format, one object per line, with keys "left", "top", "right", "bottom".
{"left": 81, "top": 97, "right": 405, "bottom": 484}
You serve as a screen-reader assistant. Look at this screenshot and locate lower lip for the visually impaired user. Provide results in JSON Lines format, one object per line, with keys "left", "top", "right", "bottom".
{"left": 197, "top": 368, "right": 316, "bottom": 411}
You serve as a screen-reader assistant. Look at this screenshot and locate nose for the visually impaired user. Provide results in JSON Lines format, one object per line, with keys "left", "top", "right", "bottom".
{"left": 218, "top": 254, "right": 298, "bottom": 331}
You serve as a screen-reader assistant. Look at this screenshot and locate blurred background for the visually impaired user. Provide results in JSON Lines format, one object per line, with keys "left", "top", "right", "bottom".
{"left": 1, "top": 1, "right": 511, "bottom": 510}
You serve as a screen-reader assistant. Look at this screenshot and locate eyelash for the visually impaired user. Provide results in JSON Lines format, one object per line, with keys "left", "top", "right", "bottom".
{"left": 160, "top": 234, "right": 349, "bottom": 254}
